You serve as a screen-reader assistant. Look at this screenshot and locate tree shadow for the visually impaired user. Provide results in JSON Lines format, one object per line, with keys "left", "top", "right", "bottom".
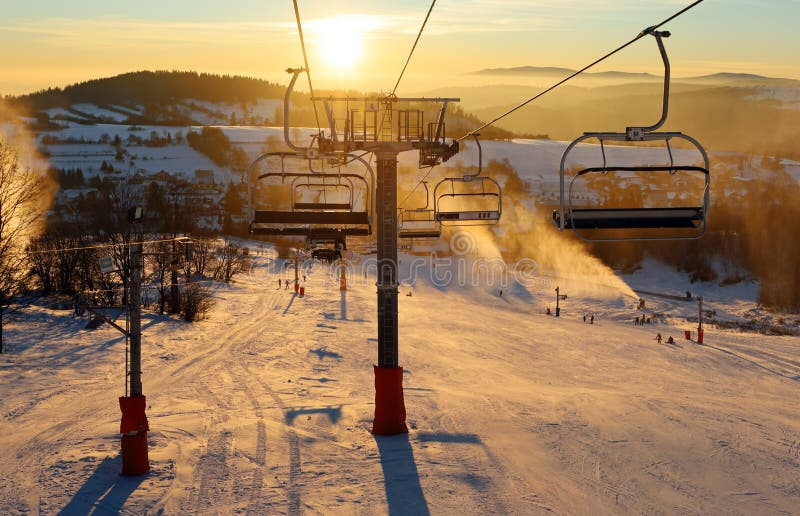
{"left": 374, "top": 434, "right": 430, "bottom": 516}
{"left": 284, "top": 405, "right": 342, "bottom": 425}
{"left": 7, "top": 310, "right": 178, "bottom": 369}
{"left": 416, "top": 432, "right": 482, "bottom": 444}
{"left": 308, "top": 348, "right": 342, "bottom": 361}
{"left": 57, "top": 455, "right": 145, "bottom": 515}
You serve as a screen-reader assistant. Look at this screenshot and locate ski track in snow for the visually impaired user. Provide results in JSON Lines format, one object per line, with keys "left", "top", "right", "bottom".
{"left": 1, "top": 247, "right": 800, "bottom": 514}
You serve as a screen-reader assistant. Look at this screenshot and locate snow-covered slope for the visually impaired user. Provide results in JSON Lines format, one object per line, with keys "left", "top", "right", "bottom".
{"left": 1, "top": 246, "right": 798, "bottom": 514}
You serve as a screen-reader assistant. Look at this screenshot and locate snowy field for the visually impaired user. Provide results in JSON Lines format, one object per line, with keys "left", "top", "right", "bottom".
{"left": 1, "top": 245, "right": 798, "bottom": 515}
{"left": 41, "top": 121, "right": 723, "bottom": 198}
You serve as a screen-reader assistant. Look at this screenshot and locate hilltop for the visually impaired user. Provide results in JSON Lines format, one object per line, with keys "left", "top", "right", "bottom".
{"left": 5, "top": 71, "right": 517, "bottom": 140}
{"left": 9, "top": 71, "right": 287, "bottom": 111}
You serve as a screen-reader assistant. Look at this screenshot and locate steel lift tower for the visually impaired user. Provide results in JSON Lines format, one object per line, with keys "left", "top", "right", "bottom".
{"left": 248, "top": 68, "right": 460, "bottom": 433}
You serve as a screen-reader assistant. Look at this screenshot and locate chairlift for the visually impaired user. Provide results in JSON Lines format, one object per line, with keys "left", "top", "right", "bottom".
{"left": 433, "top": 135, "right": 502, "bottom": 225}
{"left": 553, "top": 29, "right": 710, "bottom": 242}
{"left": 398, "top": 181, "right": 441, "bottom": 239}
{"left": 291, "top": 175, "right": 354, "bottom": 211}
{"left": 246, "top": 152, "right": 375, "bottom": 238}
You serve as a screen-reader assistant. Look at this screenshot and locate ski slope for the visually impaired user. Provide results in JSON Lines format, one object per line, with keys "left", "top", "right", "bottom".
{"left": 1, "top": 247, "right": 799, "bottom": 514}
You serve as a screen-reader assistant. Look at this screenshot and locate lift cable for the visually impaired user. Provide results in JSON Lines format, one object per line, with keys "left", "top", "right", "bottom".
{"left": 374, "top": 0, "right": 438, "bottom": 145}
{"left": 392, "top": 0, "right": 437, "bottom": 96}
{"left": 398, "top": 165, "right": 437, "bottom": 209}
{"left": 293, "top": 0, "right": 322, "bottom": 135}
{"left": 455, "top": 0, "right": 706, "bottom": 142}
{"left": 344, "top": 0, "right": 438, "bottom": 168}
{"left": 378, "top": 0, "right": 440, "bottom": 205}
{"left": 25, "top": 237, "right": 192, "bottom": 256}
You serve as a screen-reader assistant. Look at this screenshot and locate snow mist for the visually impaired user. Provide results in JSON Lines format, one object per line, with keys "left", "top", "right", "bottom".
{"left": 454, "top": 201, "right": 637, "bottom": 300}
{"left": 0, "top": 101, "right": 57, "bottom": 241}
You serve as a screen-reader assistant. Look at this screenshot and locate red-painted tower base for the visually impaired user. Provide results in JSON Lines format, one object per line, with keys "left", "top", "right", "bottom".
{"left": 119, "top": 395, "right": 150, "bottom": 475}
{"left": 372, "top": 366, "right": 408, "bottom": 435}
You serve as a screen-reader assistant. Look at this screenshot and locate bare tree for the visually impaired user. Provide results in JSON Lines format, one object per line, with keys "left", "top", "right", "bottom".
{"left": 212, "top": 240, "right": 248, "bottom": 283}
{"left": 0, "top": 138, "right": 47, "bottom": 353}
{"left": 146, "top": 239, "right": 173, "bottom": 314}
{"left": 181, "top": 282, "right": 214, "bottom": 322}
{"left": 26, "top": 236, "right": 58, "bottom": 294}
{"left": 183, "top": 237, "right": 216, "bottom": 279}
{"left": 104, "top": 182, "right": 144, "bottom": 305}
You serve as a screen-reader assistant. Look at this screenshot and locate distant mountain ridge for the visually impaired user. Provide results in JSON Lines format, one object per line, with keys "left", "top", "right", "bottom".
{"left": 10, "top": 71, "right": 287, "bottom": 111}
{"left": 471, "top": 67, "right": 660, "bottom": 80}
{"left": 470, "top": 67, "right": 797, "bottom": 84}
{"left": 5, "top": 70, "right": 518, "bottom": 140}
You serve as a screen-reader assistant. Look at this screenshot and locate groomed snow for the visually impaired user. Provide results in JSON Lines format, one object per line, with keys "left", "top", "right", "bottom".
{"left": 1, "top": 246, "right": 798, "bottom": 514}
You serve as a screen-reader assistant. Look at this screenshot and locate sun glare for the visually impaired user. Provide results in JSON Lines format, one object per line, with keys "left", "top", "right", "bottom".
{"left": 313, "top": 16, "right": 368, "bottom": 70}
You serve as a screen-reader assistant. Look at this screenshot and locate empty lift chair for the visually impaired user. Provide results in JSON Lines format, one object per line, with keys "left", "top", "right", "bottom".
{"left": 291, "top": 175, "right": 355, "bottom": 211}
{"left": 433, "top": 135, "right": 502, "bottom": 225}
{"left": 398, "top": 181, "right": 441, "bottom": 239}
{"left": 247, "top": 152, "right": 374, "bottom": 238}
{"left": 552, "top": 29, "right": 710, "bottom": 242}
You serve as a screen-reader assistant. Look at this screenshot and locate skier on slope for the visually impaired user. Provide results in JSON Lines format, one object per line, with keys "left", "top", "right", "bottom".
{"left": 656, "top": 332, "right": 662, "bottom": 344}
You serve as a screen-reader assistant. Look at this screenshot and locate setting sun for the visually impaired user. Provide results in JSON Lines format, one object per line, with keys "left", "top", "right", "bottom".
{"left": 312, "top": 16, "right": 369, "bottom": 69}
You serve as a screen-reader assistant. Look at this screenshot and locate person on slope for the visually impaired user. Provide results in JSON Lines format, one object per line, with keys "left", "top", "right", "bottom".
{"left": 656, "top": 332, "right": 662, "bottom": 344}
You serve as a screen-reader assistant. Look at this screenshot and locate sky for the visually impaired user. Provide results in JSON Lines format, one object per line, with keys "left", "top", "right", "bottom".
{"left": 1, "top": 0, "right": 800, "bottom": 96}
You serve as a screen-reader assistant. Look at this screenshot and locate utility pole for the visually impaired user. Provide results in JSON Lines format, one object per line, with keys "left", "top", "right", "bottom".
{"left": 294, "top": 249, "right": 300, "bottom": 292}
{"left": 554, "top": 286, "right": 568, "bottom": 318}
{"left": 129, "top": 242, "right": 143, "bottom": 397}
{"left": 697, "top": 295, "right": 704, "bottom": 343}
{"left": 118, "top": 209, "right": 149, "bottom": 476}
{"left": 555, "top": 286, "right": 560, "bottom": 317}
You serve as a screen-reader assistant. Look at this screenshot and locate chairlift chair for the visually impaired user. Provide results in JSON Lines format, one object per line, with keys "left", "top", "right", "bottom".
{"left": 291, "top": 175, "right": 354, "bottom": 211}
{"left": 398, "top": 181, "right": 441, "bottom": 239}
{"left": 246, "top": 152, "right": 375, "bottom": 238}
{"left": 433, "top": 135, "right": 502, "bottom": 225}
{"left": 553, "top": 29, "right": 710, "bottom": 242}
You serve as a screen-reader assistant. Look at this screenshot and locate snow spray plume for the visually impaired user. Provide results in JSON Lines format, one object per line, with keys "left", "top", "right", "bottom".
{"left": 510, "top": 203, "right": 635, "bottom": 299}
{"left": 0, "top": 100, "right": 57, "bottom": 243}
{"left": 439, "top": 158, "right": 636, "bottom": 300}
